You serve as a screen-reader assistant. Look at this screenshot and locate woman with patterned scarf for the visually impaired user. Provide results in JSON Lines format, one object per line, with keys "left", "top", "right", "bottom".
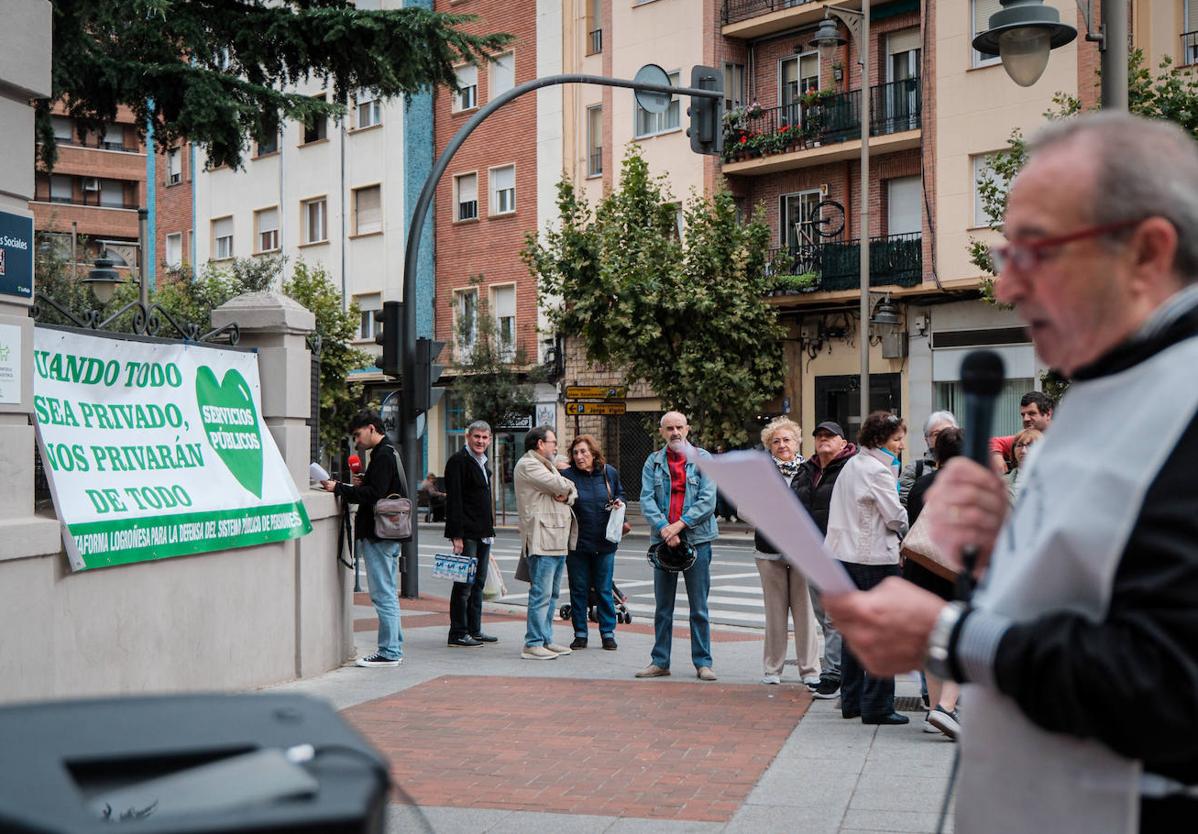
{"left": 752, "top": 417, "right": 822, "bottom": 686}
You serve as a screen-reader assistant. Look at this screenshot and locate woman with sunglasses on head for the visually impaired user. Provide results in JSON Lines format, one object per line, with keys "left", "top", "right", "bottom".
{"left": 825, "top": 411, "right": 910, "bottom": 725}
{"left": 561, "top": 435, "right": 624, "bottom": 651}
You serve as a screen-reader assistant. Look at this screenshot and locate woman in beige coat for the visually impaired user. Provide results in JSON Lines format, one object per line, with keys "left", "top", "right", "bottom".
{"left": 513, "top": 426, "right": 578, "bottom": 660}
{"left": 753, "top": 417, "right": 822, "bottom": 686}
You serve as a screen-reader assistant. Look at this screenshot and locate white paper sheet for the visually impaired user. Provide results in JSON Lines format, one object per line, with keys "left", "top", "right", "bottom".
{"left": 309, "top": 462, "right": 330, "bottom": 483}
{"left": 688, "top": 448, "right": 855, "bottom": 594}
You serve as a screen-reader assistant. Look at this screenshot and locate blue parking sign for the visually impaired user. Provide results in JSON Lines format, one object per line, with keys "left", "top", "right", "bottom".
{"left": 0, "top": 210, "right": 33, "bottom": 299}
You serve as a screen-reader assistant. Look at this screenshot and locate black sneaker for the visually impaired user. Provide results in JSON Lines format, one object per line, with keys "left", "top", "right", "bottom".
{"left": 570, "top": 637, "right": 588, "bottom": 649}
{"left": 448, "top": 636, "right": 484, "bottom": 648}
{"left": 809, "top": 678, "right": 841, "bottom": 700}
{"left": 470, "top": 633, "right": 499, "bottom": 643}
{"left": 356, "top": 653, "right": 402, "bottom": 668}
{"left": 601, "top": 636, "right": 618, "bottom": 650}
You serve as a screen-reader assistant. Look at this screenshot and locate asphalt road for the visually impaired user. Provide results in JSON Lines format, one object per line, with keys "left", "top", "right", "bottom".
{"left": 380, "top": 524, "right": 767, "bottom": 631}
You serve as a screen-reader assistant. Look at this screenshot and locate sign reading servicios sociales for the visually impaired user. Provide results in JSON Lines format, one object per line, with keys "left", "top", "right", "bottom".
{"left": 33, "top": 329, "right": 312, "bottom": 571}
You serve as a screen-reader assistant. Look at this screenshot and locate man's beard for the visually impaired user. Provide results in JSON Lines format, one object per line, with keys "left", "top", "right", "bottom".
{"left": 667, "top": 437, "right": 687, "bottom": 452}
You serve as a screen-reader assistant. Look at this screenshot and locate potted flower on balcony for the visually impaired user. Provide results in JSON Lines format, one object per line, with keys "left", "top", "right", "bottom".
{"left": 800, "top": 88, "right": 836, "bottom": 146}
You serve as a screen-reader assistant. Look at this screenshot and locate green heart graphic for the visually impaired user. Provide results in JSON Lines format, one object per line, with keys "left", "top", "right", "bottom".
{"left": 195, "top": 366, "right": 264, "bottom": 498}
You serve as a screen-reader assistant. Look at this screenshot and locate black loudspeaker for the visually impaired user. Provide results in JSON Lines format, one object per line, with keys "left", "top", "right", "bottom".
{"left": 0, "top": 693, "right": 389, "bottom": 833}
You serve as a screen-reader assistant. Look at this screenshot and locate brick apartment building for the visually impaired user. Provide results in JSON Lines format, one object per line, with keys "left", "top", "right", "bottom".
{"left": 31, "top": 103, "right": 146, "bottom": 276}
{"left": 550, "top": 0, "right": 1195, "bottom": 474}
{"left": 155, "top": 142, "right": 195, "bottom": 276}
{"left": 427, "top": 0, "right": 562, "bottom": 515}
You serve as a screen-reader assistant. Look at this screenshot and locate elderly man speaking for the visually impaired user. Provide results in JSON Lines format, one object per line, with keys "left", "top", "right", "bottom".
{"left": 824, "top": 112, "right": 1198, "bottom": 833}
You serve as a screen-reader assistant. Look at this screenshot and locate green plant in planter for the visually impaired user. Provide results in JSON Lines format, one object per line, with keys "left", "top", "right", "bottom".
{"left": 773, "top": 272, "right": 818, "bottom": 292}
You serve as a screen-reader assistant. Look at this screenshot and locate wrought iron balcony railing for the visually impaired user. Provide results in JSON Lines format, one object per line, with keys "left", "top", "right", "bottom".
{"left": 723, "top": 78, "right": 921, "bottom": 163}
{"left": 722, "top": 0, "right": 805, "bottom": 27}
{"left": 765, "top": 232, "right": 923, "bottom": 294}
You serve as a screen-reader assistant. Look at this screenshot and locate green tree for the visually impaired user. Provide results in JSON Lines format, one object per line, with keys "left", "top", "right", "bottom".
{"left": 449, "top": 276, "right": 544, "bottom": 433}
{"left": 524, "top": 149, "right": 784, "bottom": 447}
{"left": 40, "top": 0, "right": 511, "bottom": 170}
{"left": 969, "top": 50, "right": 1198, "bottom": 290}
{"left": 283, "top": 262, "right": 372, "bottom": 458}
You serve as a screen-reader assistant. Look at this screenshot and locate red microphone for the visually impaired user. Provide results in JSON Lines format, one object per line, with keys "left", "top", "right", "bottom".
{"left": 347, "top": 454, "right": 362, "bottom": 475}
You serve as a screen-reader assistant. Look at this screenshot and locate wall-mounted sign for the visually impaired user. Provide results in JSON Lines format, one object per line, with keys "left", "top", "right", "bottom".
{"left": 564, "top": 385, "right": 627, "bottom": 400}
{"left": 0, "top": 210, "right": 34, "bottom": 299}
{"left": 0, "top": 323, "right": 21, "bottom": 404}
{"left": 535, "top": 402, "right": 556, "bottom": 430}
{"left": 565, "top": 401, "right": 626, "bottom": 416}
{"left": 33, "top": 328, "right": 312, "bottom": 571}
{"left": 496, "top": 413, "right": 533, "bottom": 432}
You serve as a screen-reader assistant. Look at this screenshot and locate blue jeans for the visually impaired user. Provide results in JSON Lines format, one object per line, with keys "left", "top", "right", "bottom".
{"left": 566, "top": 549, "right": 617, "bottom": 638}
{"left": 524, "top": 554, "right": 566, "bottom": 647}
{"left": 360, "top": 537, "right": 403, "bottom": 660}
{"left": 650, "top": 541, "right": 712, "bottom": 669}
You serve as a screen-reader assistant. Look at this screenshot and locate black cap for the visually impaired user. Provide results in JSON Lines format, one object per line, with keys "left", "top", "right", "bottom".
{"left": 813, "top": 421, "right": 845, "bottom": 438}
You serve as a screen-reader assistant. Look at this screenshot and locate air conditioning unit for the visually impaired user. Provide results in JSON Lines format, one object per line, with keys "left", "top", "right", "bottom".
{"left": 82, "top": 177, "right": 100, "bottom": 191}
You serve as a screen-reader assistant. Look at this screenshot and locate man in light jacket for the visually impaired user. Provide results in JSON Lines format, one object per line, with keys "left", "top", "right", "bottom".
{"left": 514, "top": 425, "right": 578, "bottom": 660}
{"left": 636, "top": 411, "right": 720, "bottom": 681}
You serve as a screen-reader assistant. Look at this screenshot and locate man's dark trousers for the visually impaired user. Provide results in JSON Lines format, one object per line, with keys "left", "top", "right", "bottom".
{"left": 448, "top": 539, "right": 491, "bottom": 640}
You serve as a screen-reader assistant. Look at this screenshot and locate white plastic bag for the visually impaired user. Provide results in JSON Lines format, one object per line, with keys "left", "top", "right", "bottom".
{"left": 605, "top": 502, "right": 627, "bottom": 544}
{"left": 483, "top": 553, "right": 508, "bottom": 600}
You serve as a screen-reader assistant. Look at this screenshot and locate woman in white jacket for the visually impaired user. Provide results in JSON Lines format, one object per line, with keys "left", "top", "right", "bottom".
{"left": 825, "top": 411, "right": 909, "bottom": 725}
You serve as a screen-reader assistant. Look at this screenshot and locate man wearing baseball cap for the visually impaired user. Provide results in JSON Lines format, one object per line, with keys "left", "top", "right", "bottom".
{"left": 791, "top": 420, "right": 857, "bottom": 698}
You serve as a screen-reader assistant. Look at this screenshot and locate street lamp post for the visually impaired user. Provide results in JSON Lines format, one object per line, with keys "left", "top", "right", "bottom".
{"left": 972, "top": 0, "right": 1127, "bottom": 111}
{"left": 811, "top": 2, "right": 871, "bottom": 428}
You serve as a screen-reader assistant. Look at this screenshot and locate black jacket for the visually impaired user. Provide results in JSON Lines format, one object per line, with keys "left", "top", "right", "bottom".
{"left": 753, "top": 467, "right": 802, "bottom": 554}
{"left": 443, "top": 447, "right": 494, "bottom": 540}
{"left": 987, "top": 303, "right": 1198, "bottom": 824}
{"left": 791, "top": 443, "right": 858, "bottom": 537}
{"left": 334, "top": 438, "right": 404, "bottom": 542}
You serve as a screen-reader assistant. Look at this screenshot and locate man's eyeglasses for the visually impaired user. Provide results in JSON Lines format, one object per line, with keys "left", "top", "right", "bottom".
{"left": 988, "top": 218, "right": 1143, "bottom": 274}
{"left": 1015, "top": 442, "right": 1036, "bottom": 449}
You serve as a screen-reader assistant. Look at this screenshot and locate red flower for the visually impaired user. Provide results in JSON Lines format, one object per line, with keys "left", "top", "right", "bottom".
{"left": 739, "top": 135, "right": 748, "bottom": 144}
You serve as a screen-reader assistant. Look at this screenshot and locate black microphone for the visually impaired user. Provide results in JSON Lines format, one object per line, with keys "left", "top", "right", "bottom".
{"left": 956, "top": 349, "right": 1005, "bottom": 599}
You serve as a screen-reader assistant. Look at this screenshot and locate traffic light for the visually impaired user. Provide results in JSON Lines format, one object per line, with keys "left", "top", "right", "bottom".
{"left": 412, "top": 337, "right": 446, "bottom": 415}
{"left": 687, "top": 65, "right": 724, "bottom": 156}
{"left": 374, "top": 300, "right": 402, "bottom": 378}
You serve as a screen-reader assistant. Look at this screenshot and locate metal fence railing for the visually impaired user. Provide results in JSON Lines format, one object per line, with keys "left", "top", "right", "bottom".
{"left": 765, "top": 232, "right": 923, "bottom": 292}
{"left": 721, "top": 0, "right": 803, "bottom": 26}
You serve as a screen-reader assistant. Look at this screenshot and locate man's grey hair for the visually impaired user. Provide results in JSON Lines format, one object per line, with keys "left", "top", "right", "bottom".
{"left": 465, "top": 420, "right": 491, "bottom": 435}
{"left": 660, "top": 410, "right": 688, "bottom": 427}
{"left": 1026, "top": 112, "right": 1198, "bottom": 282}
{"left": 923, "top": 410, "right": 957, "bottom": 437}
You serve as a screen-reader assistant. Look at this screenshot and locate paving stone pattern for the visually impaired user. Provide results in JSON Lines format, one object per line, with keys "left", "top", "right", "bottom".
{"left": 343, "top": 675, "right": 813, "bottom": 822}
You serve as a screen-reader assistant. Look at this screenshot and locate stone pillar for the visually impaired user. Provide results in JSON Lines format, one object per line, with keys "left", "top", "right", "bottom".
{"left": 210, "top": 291, "right": 315, "bottom": 488}
{"left": 0, "top": 0, "right": 53, "bottom": 541}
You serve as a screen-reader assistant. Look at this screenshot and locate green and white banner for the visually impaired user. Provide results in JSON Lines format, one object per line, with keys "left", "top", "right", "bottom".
{"left": 33, "top": 328, "right": 312, "bottom": 571}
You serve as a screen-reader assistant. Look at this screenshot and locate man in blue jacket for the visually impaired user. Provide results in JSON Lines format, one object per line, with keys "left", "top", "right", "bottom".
{"left": 636, "top": 411, "right": 719, "bottom": 681}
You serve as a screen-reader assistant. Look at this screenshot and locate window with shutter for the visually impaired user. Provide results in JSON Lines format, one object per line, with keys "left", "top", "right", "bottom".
{"left": 455, "top": 173, "right": 478, "bottom": 221}
{"left": 256, "top": 207, "right": 279, "bottom": 252}
{"left": 972, "top": 0, "right": 1004, "bottom": 67}
{"left": 354, "top": 186, "right": 383, "bottom": 235}
{"left": 212, "top": 217, "right": 234, "bottom": 260}
{"left": 493, "top": 285, "right": 516, "bottom": 360}
{"left": 490, "top": 166, "right": 515, "bottom": 215}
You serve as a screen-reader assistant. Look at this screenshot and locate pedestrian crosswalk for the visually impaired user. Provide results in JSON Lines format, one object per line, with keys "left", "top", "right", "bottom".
{"left": 416, "top": 537, "right": 767, "bottom": 628}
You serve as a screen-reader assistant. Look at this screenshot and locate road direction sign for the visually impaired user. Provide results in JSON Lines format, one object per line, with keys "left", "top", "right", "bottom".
{"left": 565, "top": 401, "right": 627, "bottom": 416}
{"left": 564, "top": 385, "right": 627, "bottom": 400}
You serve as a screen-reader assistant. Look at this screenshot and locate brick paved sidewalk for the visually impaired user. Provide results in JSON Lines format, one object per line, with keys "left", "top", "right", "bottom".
{"left": 270, "top": 592, "right": 957, "bottom": 833}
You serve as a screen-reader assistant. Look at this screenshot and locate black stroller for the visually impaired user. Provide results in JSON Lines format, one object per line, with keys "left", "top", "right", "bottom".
{"left": 559, "top": 580, "right": 632, "bottom": 625}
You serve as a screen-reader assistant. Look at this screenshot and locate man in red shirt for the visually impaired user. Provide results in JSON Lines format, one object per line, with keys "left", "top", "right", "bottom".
{"left": 989, "top": 391, "right": 1054, "bottom": 473}
{"left": 636, "top": 411, "right": 720, "bottom": 681}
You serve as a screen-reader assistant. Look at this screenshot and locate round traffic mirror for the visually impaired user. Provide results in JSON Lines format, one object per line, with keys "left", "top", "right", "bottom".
{"left": 633, "top": 64, "right": 672, "bottom": 114}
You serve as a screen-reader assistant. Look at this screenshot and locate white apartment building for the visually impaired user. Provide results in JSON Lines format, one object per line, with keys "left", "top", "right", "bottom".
{"left": 193, "top": 81, "right": 405, "bottom": 366}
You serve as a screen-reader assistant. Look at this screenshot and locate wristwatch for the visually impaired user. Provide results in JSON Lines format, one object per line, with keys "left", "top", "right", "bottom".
{"left": 925, "top": 601, "right": 969, "bottom": 681}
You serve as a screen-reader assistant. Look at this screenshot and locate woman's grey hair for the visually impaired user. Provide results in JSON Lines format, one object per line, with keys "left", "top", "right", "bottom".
{"left": 760, "top": 416, "right": 802, "bottom": 449}
{"left": 1026, "top": 112, "right": 1198, "bottom": 282}
{"left": 465, "top": 420, "right": 491, "bottom": 435}
{"left": 923, "top": 410, "right": 957, "bottom": 437}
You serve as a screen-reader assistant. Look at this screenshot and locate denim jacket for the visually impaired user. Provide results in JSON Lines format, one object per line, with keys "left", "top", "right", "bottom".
{"left": 639, "top": 445, "right": 719, "bottom": 545}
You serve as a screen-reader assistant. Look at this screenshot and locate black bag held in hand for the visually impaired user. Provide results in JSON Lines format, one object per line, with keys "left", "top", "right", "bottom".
{"left": 647, "top": 533, "right": 696, "bottom": 573}
{"left": 374, "top": 446, "right": 412, "bottom": 542}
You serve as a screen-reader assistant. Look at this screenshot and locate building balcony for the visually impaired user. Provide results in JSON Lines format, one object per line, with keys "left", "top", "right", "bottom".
{"left": 723, "top": 79, "right": 920, "bottom": 175}
{"left": 29, "top": 200, "right": 140, "bottom": 239}
{"left": 49, "top": 142, "right": 146, "bottom": 180}
{"left": 721, "top": 0, "right": 858, "bottom": 40}
{"left": 763, "top": 232, "right": 922, "bottom": 298}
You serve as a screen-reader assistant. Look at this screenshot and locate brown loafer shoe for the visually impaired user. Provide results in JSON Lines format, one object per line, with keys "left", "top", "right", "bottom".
{"left": 635, "top": 664, "right": 670, "bottom": 678}
{"left": 696, "top": 666, "right": 718, "bottom": 682}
